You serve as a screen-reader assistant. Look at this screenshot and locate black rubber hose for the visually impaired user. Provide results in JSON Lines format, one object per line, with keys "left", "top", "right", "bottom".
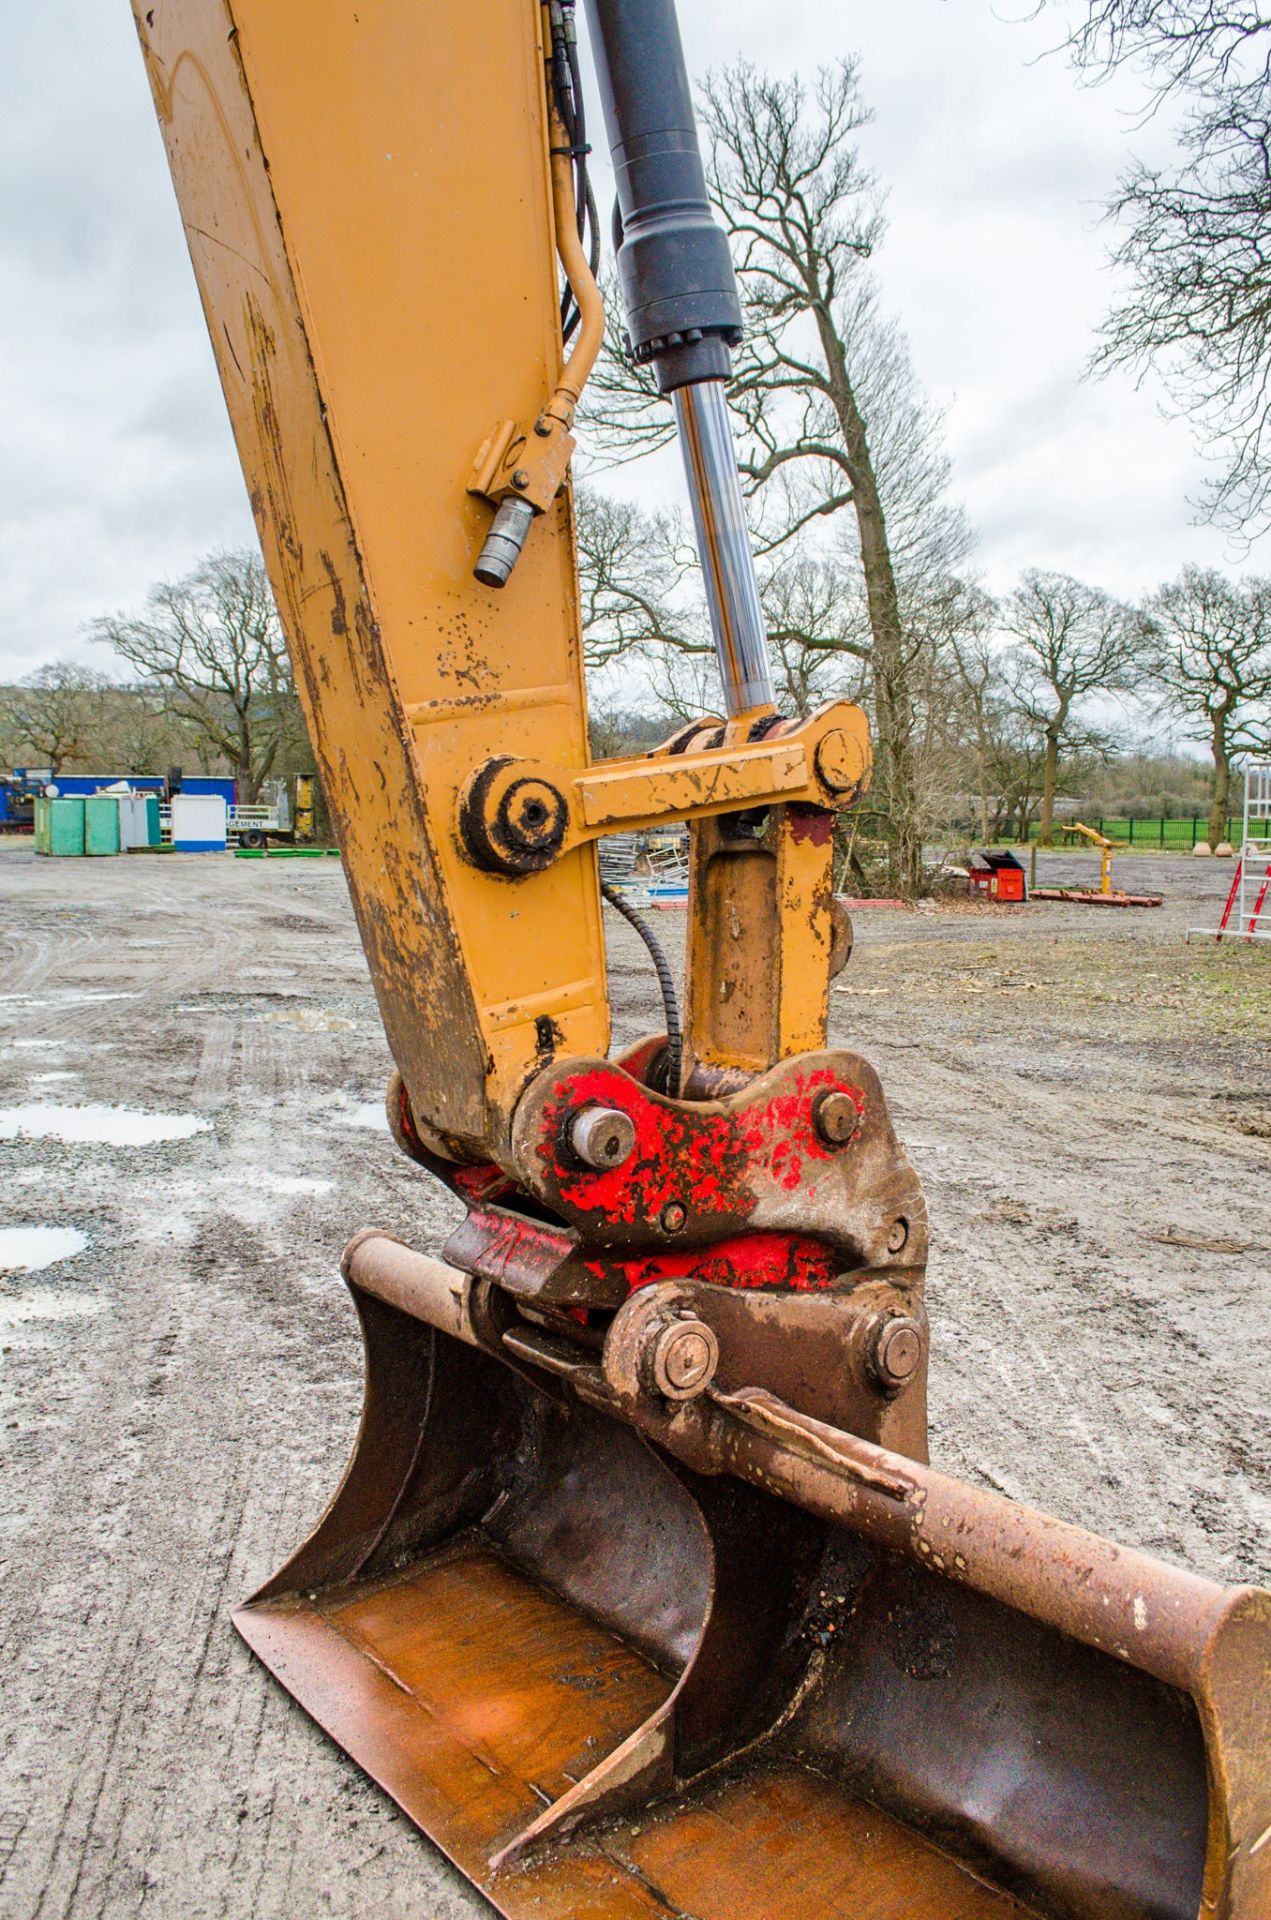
{"left": 550, "top": 1, "right": 600, "bottom": 343}
{"left": 565, "top": 29, "right": 590, "bottom": 240}
{"left": 601, "top": 881, "right": 683, "bottom": 1098}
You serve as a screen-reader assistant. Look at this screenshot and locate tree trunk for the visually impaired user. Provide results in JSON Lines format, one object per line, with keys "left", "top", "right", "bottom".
{"left": 236, "top": 711, "right": 259, "bottom": 804}
{"left": 975, "top": 717, "right": 990, "bottom": 845}
{"left": 816, "top": 314, "right": 921, "bottom": 896}
{"left": 1038, "top": 731, "right": 1060, "bottom": 845}
{"left": 1209, "top": 714, "right": 1231, "bottom": 848}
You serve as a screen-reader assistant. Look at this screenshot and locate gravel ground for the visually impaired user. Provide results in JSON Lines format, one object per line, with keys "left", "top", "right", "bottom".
{"left": 0, "top": 840, "right": 1268, "bottom": 1919}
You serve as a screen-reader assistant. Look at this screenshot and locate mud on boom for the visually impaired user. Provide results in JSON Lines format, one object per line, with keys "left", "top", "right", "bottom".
{"left": 130, "top": 2, "right": 1270, "bottom": 1915}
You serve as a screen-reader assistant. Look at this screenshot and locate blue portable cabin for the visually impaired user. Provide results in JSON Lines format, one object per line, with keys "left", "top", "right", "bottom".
{"left": 27, "top": 773, "right": 238, "bottom": 806}
{"left": 47, "top": 773, "right": 170, "bottom": 799}
{"left": 178, "top": 776, "right": 237, "bottom": 804}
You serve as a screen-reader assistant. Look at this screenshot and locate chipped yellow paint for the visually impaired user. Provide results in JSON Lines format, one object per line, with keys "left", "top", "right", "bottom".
{"left": 130, "top": 0, "right": 870, "bottom": 1159}
{"left": 682, "top": 805, "right": 838, "bottom": 1079}
{"left": 131, "top": 0, "right": 608, "bottom": 1157}
{"left": 462, "top": 701, "right": 870, "bottom": 854}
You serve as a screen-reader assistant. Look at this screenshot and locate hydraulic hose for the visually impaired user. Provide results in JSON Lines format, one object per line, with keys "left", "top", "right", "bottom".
{"left": 601, "top": 881, "right": 683, "bottom": 1097}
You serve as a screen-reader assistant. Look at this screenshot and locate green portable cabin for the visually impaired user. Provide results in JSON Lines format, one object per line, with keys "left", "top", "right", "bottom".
{"left": 37, "top": 797, "right": 86, "bottom": 856}
{"left": 84, "top": 794, "right": 121, "bottom": 856}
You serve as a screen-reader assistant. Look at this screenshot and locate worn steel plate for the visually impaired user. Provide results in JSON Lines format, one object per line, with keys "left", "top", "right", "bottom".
{"left": 235, "top": 1544, "right": 1031, "bottom": 1920}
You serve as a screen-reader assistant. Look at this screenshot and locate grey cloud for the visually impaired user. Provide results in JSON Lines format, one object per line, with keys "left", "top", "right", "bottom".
{"left": 2, "top": 0, "right": 1257, "bottom": 687}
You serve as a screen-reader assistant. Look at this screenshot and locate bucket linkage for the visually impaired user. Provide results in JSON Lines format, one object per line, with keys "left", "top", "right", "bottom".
{"left": 237, "top": 1063, "right": 1271, "bottom": 1920}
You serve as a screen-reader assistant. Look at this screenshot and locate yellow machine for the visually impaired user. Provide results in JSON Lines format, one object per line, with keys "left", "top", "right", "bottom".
{"left": 129, "top": 3, "right": 1267, "bottom": 1915}
{"left": 1063, "top": 821, "right": 1120, "bottom": 894}
{"left": 292, "top": 772, "right": 315, "bottom": 843}
{"left": 1033, "top": 822, "right": 1164, "bottom": 908}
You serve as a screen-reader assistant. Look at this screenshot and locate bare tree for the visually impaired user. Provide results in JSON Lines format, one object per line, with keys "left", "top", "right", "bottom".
{"left": 906, "top": 627, "right": 978, "bottom": 855}
{"left": 574, "top": 490, "right": 696, "bottom": 670}
{"left": 990, "top": 717, "right": 1049, "bottom": 844}
{"left": 1144, "top": 564, "right": 1271, "bottom": 844}
{"left": 1044, "top": 4, "right": 1271, "bottom": 532}
{"left": 575, "top": 487, "right": 871, "bottom": 718}
{"left": 96, "top": 686, "right": 189, "bottom": 776}
{"left": 642, "top": 649, "right": 727, "bottom": 726}
{"left": 586, "top": 702, "right": 665, "bottom": 760}
{"left": 759, "top": 554, "right": 871, "bottom": 715}
{"left": 3, "top": 662, "right": 115, "bottom": 775}
{"left": 936, "top": 583, "right": 1003, "bottom": 845}
{"left": 91, "top": 549, "right": 296, "bottom": 802}
{"left": 707, "top": 65, "right": 971, "bottom": 893}
{"left": 1057, "top": 6, "right": 1271, "bottom": 86}
{"left": 586, "top": 60, "right": 970, "bottom": 894}
{"left": 1003, "top": 570, "right": 1144, "bottom": 843}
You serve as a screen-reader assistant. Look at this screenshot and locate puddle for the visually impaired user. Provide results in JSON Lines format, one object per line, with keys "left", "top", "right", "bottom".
{"left": 332, "top": 1101, "right": 389, "bottom": 1132}
{"left": 0, "top": 1226, "right": 88, "bottom": 1273}
{"left": 30, "top": 1071, "right": 75, "bottom": 1084}
{"left": 9, "top": 1040, "right": 58, "bottom": 1053}
{"left": 0, "top": 1105, "right": 210, "bottom": 1147}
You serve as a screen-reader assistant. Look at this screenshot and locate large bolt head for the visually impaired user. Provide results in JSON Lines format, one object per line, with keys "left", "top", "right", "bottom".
{"left": 500, "top": 777, "right": 567, "bottom": 857}
{"left": 649, "top": 1316, "right": 719, "bottom": 1401}
{"left": 570, "top": 1105, "right": 637, "bottom": 1171}
{"left": 870, "top": 1314, "right": 923, "bottom": 1390}
{"left": 815, "top": 726, "right": 868, "bottom": 796}
{"left": 813, "top": 1088, "right": 861, "bottom": 1146}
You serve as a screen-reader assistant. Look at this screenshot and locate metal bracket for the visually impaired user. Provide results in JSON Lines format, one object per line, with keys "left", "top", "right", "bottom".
{"left": 457, "top": 701, "right": 872, "bottom": 875}
{"left": 468, "top": 414, "right": 575, "bottom": 516}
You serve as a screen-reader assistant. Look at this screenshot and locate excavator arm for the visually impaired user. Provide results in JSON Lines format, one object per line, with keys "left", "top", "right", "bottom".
{"left": 130, "top": 0, "right": 865, "bottom": 1166}
{"left": 129, "top": 4, "right": 1270, "bottom": 1916}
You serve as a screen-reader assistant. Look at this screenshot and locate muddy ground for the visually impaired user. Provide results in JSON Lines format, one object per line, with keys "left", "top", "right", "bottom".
{"left": 1, "top": 842, "right": 1268, "bottom": 1919}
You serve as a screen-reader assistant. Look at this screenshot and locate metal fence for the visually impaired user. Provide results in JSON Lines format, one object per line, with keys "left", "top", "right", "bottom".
{"left": 970, "top": 816, "right": 1271, "bottom": 850}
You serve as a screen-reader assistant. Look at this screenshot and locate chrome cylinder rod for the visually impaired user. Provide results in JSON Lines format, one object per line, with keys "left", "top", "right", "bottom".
{"left": 672, "top": 379, "right": 775, "bottom": 716}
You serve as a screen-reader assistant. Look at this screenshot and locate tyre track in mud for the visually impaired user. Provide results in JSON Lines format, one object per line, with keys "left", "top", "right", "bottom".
{"left": 0, "top": 868, "right": 234, "bottom": 1054}
{"left": 1, "top": 844, "right": 1268, "bottom": 1917}
{"left": 1, "top": 847, "right": 471, "bottom": 1920}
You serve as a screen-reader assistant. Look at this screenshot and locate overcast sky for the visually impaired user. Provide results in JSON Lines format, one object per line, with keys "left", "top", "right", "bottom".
{"left": 2, "top": 2, "right": 1252, "bottom": 685}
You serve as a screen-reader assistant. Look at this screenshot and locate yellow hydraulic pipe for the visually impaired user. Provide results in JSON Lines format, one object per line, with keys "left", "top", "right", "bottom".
{"left": 543, "top": 111, "right": 604, "bottom": 429}
{"left": 469, "top": 67, "right": 603, "bottom": 588}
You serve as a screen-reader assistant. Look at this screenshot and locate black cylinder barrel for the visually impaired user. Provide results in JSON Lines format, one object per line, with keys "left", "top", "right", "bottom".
{"left": 582, "top": 0, "right": 742, "bottom": 393}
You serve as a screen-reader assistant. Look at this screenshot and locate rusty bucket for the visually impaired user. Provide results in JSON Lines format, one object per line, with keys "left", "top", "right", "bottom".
{"left": 235, "top": 1231, "right": 1271, "bottom": 1920}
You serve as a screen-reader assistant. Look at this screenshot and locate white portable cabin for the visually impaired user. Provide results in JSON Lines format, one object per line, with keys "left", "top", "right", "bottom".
{"left": 171, "top": 793, "right": 227, "bottom": 852}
